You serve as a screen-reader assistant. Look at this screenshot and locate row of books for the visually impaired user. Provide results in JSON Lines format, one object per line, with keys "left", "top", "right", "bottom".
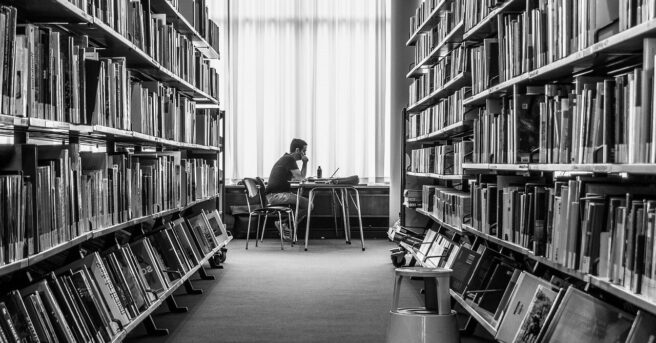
{"left": 412, "top": 0, "right": 465, "bottom": 66}
{"left": 0, "top": 209, "right": 229, "bottom": 343}
{"left": 403, "top": 189, "right": 422, "bottom": 209}
{"left": 469, "top": 1, "right": 655, "bottom": 96}
{"left": 411, "top": 229, "right": 654, "bottom": 343}
{"left": 473, "top": 47, "right": 656, "bottom": 165}
{"left": 408, "top": 0, "right": 440, "bottom": 37}
{"left": 178, "top": 0, "right": 221, "bottom": 53}
{"left": 60, "top": 1, "right": 220, "bottom": 99}
{"left": 410, "top": 142, "right": 472, "bottom": 175}
{"left": 407, "top": 89, "right": 470, "bottom": 139}
{"left": 468, "top": 177, "right": 656, "bottom": 301}
{"left": 0, "top": 145, "right": 219, "bottom": 265}
{"left": 7, "top": 19, "right": 220, "bottom": 147}
{"left": 422, "top": 185, "right": 471, "bottom": 229}
{"left": 409, "top": 44, "right": 468, "bottom": 106}
{"left": 463, "top": 0, "right": 503, "bottom": 33}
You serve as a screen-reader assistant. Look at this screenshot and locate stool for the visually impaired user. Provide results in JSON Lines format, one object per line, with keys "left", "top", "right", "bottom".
{"left": 386, "top": 267, "right": 460, "bottom": 343}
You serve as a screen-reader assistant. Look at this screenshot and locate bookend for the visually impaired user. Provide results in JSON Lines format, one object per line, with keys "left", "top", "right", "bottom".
{"left": 167, "top": 295, "right": 189, "bottom": 313}
{"left": 144, "top": 315, "right": 169, "bottom": 336}
{"left": 184, "top": 279, "right": 203, "bottom": 295}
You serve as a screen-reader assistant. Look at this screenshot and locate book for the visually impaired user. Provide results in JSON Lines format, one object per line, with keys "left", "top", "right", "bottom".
{"left": 625, "top": 310, "right": 656, "bottom": 343}
{"left": 511, "top": 284, "right": 561, "bottom": 343}
{"left": 541, "top": 286, "right": 634, "bottom": 343}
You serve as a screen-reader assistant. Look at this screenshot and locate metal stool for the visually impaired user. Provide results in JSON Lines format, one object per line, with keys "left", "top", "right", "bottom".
{"left": 386, "top": 267, "right": 460, "bottom": 343}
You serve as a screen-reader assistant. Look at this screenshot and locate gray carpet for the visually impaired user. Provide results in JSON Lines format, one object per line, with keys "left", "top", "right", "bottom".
{"left": 125, "top": 239, "right": 493, "bottom": 343}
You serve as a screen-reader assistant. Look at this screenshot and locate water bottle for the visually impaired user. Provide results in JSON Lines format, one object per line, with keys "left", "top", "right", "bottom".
{"left": 317, "top": 166, "right": 322, "bottom": 178}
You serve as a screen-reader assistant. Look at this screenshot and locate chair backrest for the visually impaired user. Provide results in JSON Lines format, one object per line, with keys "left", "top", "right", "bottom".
{"left": 242, "top": 177, "right": 268, "bottom": 209}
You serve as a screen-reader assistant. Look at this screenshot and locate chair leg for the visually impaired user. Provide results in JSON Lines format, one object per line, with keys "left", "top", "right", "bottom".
{"left": 278, "top": 212, "right": 284, "bottom": 250}
{"left": 255, "top": 214, "right": 262, "bottom": 247}
{"left": 261, "top": 215, "right": 268, "bottom": 243}
{"left": 246, "top": 214, "right": 253, "bottom": 250}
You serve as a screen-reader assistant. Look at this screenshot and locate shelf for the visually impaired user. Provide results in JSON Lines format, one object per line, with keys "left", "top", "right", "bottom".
{"left": 406, "top": 21, "right": 465, "bottom": 78}
{"left": 406, "top": 0, "right": 451, "bottom": 46}
{"left": 407, "top": 72, "right": 471, "bottom": 113}
{"left": 0, "top": 115, "right": 221, "bottom": 152}
{"left": 407, "top": 120, "right": 473, "bottom": 143}
{"left": 415, "top": 208, "right": 463, "bottom": 233}
{"left": 464, "top": 18, "right": 656, "bottom": 106}
{"left": 463, "top": 0, "right": 524, "bottom": 41}
{"left": 112, "top": 235, "right": 231, "bottom": 342}
{"left": 149, "top": 0, "right": 220, "bottom": 59}
{"left": 12, "top": 0, "right": 219, "bottom": 104}
{"left": 461, "top": 224, "right": 532, "bottom": 256}
{"left": 450, "top": 290, "right": 498, "bottom": 336}
{"left": 588, "top": 276, "right": 656, "bottom": 315}
{"left": 0, "top": 194, "right": 220, "bottom": 278}
{"left": 407, "top": 172, "right": 471, "bottom": 180}
{"left": 462, "top": 163, "right": 656, "bottom": 175}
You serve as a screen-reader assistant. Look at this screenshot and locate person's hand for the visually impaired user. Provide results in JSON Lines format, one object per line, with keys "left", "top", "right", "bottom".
{"left": 301, "top": 154, "right": 309, "bottom": 163}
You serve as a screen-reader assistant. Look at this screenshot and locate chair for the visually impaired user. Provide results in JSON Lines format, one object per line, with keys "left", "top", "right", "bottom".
{"left": 242, "top": 177, "right": 296, "bottom": 250}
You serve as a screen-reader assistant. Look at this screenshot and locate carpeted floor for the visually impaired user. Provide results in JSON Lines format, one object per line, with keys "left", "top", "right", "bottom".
{"left": 125, "top": 238, "right": 494, "bottom": 343}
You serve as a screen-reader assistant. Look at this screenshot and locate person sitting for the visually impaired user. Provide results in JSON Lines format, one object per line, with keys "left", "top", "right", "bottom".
{"left": 265, "top": 138, "right": 311, "bottom": 241}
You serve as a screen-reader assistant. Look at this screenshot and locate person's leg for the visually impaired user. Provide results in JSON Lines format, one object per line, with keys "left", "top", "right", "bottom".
{"left": 266, "top": 192, "right": 311, "bottom": 225}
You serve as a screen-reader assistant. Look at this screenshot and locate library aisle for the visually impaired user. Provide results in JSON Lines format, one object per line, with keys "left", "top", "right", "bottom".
{"left": 124, "top": 239, "right": 491, "bottom": 343}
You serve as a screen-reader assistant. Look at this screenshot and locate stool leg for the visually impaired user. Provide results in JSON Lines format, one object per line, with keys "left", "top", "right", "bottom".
{"left": 392, "top": 274, "right": 403, "bottom": 310}
{"left": 437, "top": 275, "right": 451, "bottom": 315}
{"left": 424, "top": 278, "right": 438, "bottom": 312}
{"left": 352, "top": 188, "right": 365, "bottom": 251}
{"left": 246, "top": 213, "right": 252, "bottom": 249}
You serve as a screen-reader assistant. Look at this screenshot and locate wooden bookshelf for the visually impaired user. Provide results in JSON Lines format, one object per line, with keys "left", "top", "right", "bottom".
{"left": 407, "top": 72, "right": 471, "bottom": 113}
{"left": 407, "top": 120, "right": 472, "bottom": 143}
{"left": 406, "top": 20, "right": 465, "bottom": 78}
{"left": 464, "top": 18, "right": 656, "bottom": 106}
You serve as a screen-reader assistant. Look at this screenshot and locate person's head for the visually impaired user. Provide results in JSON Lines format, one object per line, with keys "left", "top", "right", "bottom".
{"left": 289, "top": 138, "right": 308, "bottom": 160}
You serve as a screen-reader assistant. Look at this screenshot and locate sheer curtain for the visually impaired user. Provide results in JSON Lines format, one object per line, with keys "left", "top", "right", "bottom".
{"left": 224, "top": 0, "right": 390, "bottom": 183}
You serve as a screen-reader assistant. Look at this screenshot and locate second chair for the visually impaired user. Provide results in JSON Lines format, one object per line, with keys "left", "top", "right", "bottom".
{"left": 242, "top": 177, "right": 296, "bottom": 250}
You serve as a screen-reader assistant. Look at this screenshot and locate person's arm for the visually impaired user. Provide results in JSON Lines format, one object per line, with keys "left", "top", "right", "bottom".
{"left": 290, "top": 150, "right": 308, "bottom": 181}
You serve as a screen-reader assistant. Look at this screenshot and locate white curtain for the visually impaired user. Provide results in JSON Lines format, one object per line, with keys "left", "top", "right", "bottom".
{"left": 223, "top": 0, "right": 390, "bottom": 183}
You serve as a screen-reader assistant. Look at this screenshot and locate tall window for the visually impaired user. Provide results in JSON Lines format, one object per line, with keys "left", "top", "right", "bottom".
{"left": 213, "top": 0, "right": 390, "bottom": 183}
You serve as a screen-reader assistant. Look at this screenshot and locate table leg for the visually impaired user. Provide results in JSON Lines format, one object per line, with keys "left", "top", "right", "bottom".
{"left": 331, "top": 190, "right": 339, "bottom": 237}
{"left": 339, "top": 189, "right": 350, "bottom": 244}
{"left": 352, "top": 187, "right": 365, "bottom": 251}
{"left": 304, "top": 189, "right": 315, "bottom": 251}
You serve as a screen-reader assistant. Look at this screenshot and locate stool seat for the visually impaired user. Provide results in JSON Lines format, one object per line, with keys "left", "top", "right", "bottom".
{"left": 394, "top": 267, "right": 452, "bottom": 278}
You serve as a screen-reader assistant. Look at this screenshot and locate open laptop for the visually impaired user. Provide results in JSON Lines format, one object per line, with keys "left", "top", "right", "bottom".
{"left": 308, "top": 168, "right": 339, "bottom": 183}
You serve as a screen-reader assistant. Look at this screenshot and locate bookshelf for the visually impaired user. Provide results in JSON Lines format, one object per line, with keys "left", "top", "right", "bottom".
{"left": 0, "top": 0, "right": 230, "bottom": 341}
{"left": 395, "top": 0, "right": 656, "bottom": 341}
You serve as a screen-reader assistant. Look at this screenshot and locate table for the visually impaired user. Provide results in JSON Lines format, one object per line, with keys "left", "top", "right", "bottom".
{"left": 294, "top": 183, "right": 365, "bottom": 251}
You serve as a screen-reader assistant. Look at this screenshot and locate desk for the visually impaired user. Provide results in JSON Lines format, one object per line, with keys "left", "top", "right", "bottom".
{"left": 295, "top": 183, "right": 365, "bottom": 251}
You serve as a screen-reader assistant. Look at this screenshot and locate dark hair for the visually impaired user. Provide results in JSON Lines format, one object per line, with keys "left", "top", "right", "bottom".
{"left": 289, "top": 138, "right": 307, "bottom": 153}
